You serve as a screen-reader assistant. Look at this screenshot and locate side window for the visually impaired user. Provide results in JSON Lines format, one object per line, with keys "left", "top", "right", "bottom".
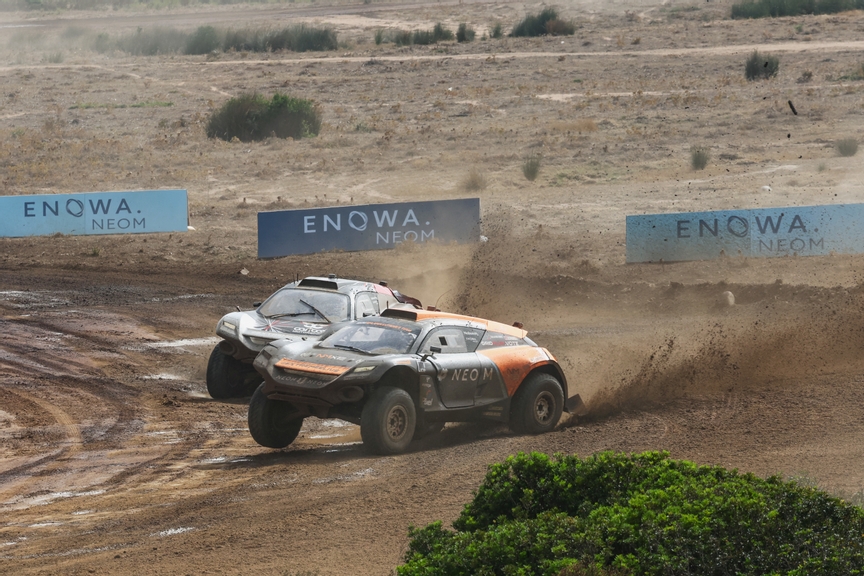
{"left": 478, "top": 331, "right": 526, "bottom": 349}
{"left": 354, "top": 292, "right": 379, "bottom": 319}
{"left": 420, "top": 327, "right": 469, "bottom": 354}
{"left": 419, "top": 327, "right": 485, "bottom": 354}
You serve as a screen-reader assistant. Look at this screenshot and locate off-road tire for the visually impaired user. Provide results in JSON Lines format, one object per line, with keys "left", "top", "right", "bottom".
{"left": 360, "top": 387, "right": 416, "bottom": 455}
{"left": 509, "top": 372, "right": 564, "bottom": 435}
{"left": 247, "top": 383, "right": 304, "bottom": 449}
{"left": 206, "top": 344, "right": 250, "bottom": 399}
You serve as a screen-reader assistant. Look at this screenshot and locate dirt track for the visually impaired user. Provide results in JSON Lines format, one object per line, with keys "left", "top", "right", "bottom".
{"left": 2, "top": 0, "right": 864, "bottom": 574}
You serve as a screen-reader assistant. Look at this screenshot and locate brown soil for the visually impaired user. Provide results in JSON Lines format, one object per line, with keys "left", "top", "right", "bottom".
{"left": 2, "top": 1, "right": 864, "bottom": 574}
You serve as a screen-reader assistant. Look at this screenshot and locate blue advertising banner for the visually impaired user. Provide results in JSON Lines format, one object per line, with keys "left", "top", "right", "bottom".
{"left": 258, "top": 198, "right": 481, "bottom": 258}
{"left": 626, "top": 203, "right": 864, "bottom": 263}
{"left": 0, "top": 190, "right": 188, "bottom": 238}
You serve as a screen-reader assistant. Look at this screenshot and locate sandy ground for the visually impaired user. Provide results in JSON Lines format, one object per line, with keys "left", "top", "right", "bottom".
{"left": 2, "top": 0, "right": 864, "bottom": 574}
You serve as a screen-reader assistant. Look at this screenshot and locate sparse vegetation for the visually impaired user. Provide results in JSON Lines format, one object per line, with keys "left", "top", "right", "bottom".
{"left": 374, "top": 28, "right": 385, "bottom": 45}
{"left": 378, "top": 24, "right": 454, "bottom": 46}
{"left": 522, "top": 153, "right": 542, "bottom": 181}
{"left": 511, "top": 8, "right": 575, "bottom": 37}
{"left": 185, "top": 25, "right": 220, "bottom": 55}
{"left": 731, "top": 0, "right": 864, "bottom": 18}
{"left": 691, "top": 146, "right": 710, "bottom": 170}
{"left": 490, "top": 22, "right": 503, "bottom": 39}
{"left": 838, "top": 62, "right": 864, "bottom": 80}
{"left": 43, "top": 51, "right": 63, "bottom": 63}
{"left": 93, "top": 24, "right": 337, "bottom": 56}
{"left": 460, "top": 168, "right": 487, "bottom": 191}
{"left": 456, "top": 23, "right": 475, "bottom": 43}
{"left": 837, "top": 137, "right": 859, "bottom": 156}
{"left": 398, "top": 452, "right": 864, "bottom": 576}
{"left": 206, "top": 93, "right": 321, "bottom": 143}
{"left": 745, "top": 50, "right": 779, "bottom": 80}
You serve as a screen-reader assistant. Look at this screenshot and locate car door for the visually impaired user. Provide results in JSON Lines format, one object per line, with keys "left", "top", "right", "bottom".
{"left": 419, "top": 326, "right": 486, "bottom": 408}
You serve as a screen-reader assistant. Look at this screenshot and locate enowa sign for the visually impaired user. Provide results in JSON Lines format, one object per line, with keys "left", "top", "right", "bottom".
{"left": 0, "top": 190, "right": 188, "bottom": 237}
{"left": 258, "top": 198, "right": 481, "bottom": 258}
{"left": 626, "top": 203, "right": 864, "bottom": 263}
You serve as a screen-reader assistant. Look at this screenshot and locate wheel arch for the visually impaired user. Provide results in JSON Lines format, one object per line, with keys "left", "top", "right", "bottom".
{"left": 372, "top": 366, "right": 421, "bottom": 406}
{"left": 525, "top": 363, "right": 568, "bottom": 401}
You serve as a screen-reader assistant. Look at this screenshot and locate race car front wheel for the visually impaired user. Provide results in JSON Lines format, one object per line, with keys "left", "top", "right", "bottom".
{"left": 510, "top": 373, "right": 564, "bottom": 435}
{"left": 361, "top": 387, "right": 416, "bottom": 455}
{"left": 248, "top": 383, "right": 304, "bottom": 449}
{"left": 206, "top": 344, "right": 253, "bottom": 399}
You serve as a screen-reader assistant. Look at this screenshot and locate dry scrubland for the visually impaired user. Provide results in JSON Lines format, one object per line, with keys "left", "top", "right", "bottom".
{"left": 2, "top": 1, "right": 864, "bottom": 574}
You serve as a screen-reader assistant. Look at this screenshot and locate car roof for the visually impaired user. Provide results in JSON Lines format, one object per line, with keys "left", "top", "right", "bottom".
{"left": 380, "top": 308, "right": 528, "bottom": 339}
{"left": 292, "top": 276, "right": 392, "bottom": 296}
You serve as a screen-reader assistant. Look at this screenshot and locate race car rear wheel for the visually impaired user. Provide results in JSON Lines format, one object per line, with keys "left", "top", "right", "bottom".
{"left": 510, "top": 373, "right": 564, "bottom": 435}
{"left": 206, "top": 344, "right": 252, "bottom": 399}
{"left": 247, "top": 383, "right": 304, "bottom": 449}
{"left": 360, "top": 387, "right": 416, "bottom": 455}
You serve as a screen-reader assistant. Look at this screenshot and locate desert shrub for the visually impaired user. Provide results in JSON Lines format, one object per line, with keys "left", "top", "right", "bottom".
{"left": 374, "top": 28, "right": 385, "bottom": 45}
{"left": 460, "top": 168, "right": 487, "bottom": 191}
{"left": 432, "top": 22, "right": 454, "bottom": 41}
{"left": 544, "top": 18, "right": 576, "bottom": 35}
{"left": 185, "top": 25, "right": 220, "bottom": 55}
{"left": 392, "top": 30, "right": 413, "bottom": 46}
{"left": 411, "top": 23, "right": 454, "bottom": 45}
{"left": 266, "top": 25, "right": 338, "bottom": 52}
{"left": 522, "top": 153, "right": 541, "bottom": 181}
{"left": 690, "top": 146, "right": 710, "bottom": 170}
{"left": 731, "top": 0, "right": 864, "bottom": 18}
{"left": 206, "top": 93, "right": 321, "bottom": 142}
{"left": 116, "top": 27, "right": 186, "bottom": 55}
{"left": 745, "top": 50, "right": 779, "bottom": 80}
{"left": 511, "top": 8, "right": 574, "bottom": 37}
{"left": 490, "top": 22, "right": 503, "bottom": 38}
{"left": 456, "top": 23, "right": 475, "bottom": 42}
{"left": 837, "top": 138, "right": 859, "bottom": 156}
{"left": 398, "top": 452, "right": 864, "bottom": 576}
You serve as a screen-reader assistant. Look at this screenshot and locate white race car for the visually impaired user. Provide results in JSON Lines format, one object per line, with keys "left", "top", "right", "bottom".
{"left": 207, "top": 275, "right": 420, "bottom": 399}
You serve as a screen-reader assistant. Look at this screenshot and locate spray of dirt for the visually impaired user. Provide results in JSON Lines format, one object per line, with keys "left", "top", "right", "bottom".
{"left": 585, "top": 284, "right": 864, "bottom": 420}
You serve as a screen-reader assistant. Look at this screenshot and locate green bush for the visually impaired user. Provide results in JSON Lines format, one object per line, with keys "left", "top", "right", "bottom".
{"left": 690, "top": 146, "right": 710, "bottom": 170}
{"left": 731, "top": 0, "right": 864, "bottom": 18}
{"left": 399, "top": 451, "right": 864, "bottom": 576}
{"left": 490, "top": 22, "right": 503, "bottom": 39}
{"left": 185, "top": 25, "right": 220, "bottom": 55}
{"left": 411, "top": 23, "right": 454, "bottom": 45}
{"left": 206, "top": 93, "right": 321, "bottom": 142}
{"left": 522, "top": 153, "right": 541, "bottom": 181}
{"left": 456, "top": 23, "right": 475, "bottom": 42}
{"left": 837, "top": 138, "right": 859, "bottom": 156}
{"left": 745, "top": 50, "right": 779, "bottom": 80}
{"left": 511, "top": 8, "right": 575, "bottom": 37}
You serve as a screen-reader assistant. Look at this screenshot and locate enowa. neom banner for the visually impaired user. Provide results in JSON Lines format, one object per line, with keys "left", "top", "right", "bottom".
{"left": 258, "top": 198, "right": 481, "bottom": 258}
{"left": 0, "top": 190, "right": 188, "bottom": 238}
{"left": 626, "top": 203, "right": 864, "bottom": 263}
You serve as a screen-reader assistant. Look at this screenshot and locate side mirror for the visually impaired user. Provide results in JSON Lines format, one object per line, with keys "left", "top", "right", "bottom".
{"left": 253, "top": 302, "right": 262, "bottom": 308}
{"left": 420, "top": 346, "right": 441, "bottom": 362}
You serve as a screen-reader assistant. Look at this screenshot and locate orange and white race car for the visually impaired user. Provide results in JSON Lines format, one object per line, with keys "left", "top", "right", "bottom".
{"left": 249, "top": 307, "right": 585, "bottom": 454}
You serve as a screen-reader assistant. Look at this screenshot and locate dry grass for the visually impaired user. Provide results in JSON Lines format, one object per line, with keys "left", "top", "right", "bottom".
{"left": 460, "top": 168, "right": 488, "bottom": 191}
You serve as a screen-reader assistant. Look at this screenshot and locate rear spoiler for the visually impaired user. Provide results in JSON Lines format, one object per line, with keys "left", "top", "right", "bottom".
{"left": 392, "top": 290, "right": 422, "bottom": 309}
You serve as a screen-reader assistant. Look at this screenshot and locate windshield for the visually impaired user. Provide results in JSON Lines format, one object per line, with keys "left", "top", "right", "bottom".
{"left": 318, "top": 320, "right": 421, "bottom": 355}
{"left": 257, "top": 288, "right": 350, "bottom": 323}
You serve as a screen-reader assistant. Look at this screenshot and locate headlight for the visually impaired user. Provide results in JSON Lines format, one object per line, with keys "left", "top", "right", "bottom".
{"left": 249, "top": 336, "right": 271, "bottom": 345}
{"left": 222, "top": 321, "right": 236, "bottom": 331}
{"left": 352, "top": 365, "right": 375, "bottom": 373}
